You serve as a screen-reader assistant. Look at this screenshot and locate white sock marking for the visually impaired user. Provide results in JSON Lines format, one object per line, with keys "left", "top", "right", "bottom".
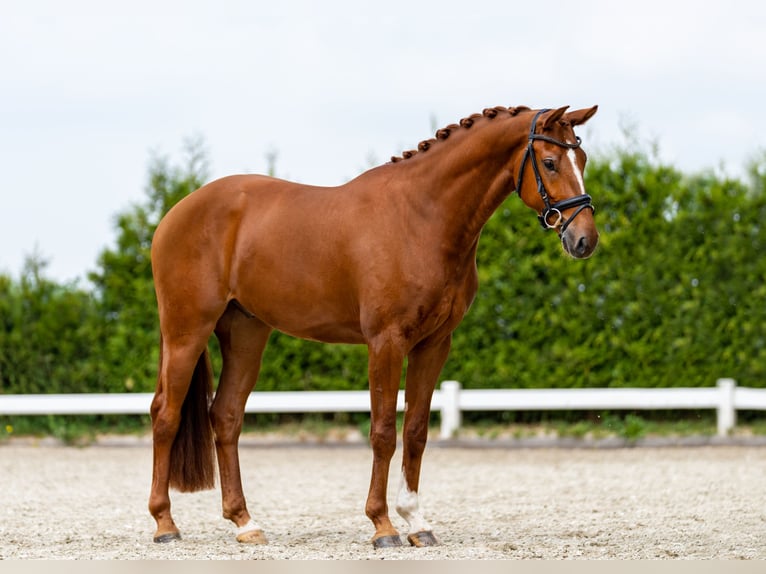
{"left": 236, "top": 519, "right": 263, "bottom": 536}
{"left": 395, "top": 470, "right": 432, "bottom": 534}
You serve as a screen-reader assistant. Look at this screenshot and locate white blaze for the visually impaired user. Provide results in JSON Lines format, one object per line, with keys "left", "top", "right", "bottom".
{"left": 567, "top": 147, "right": 586, "bottom": 195}
{"left": 395, "top": 470, "right": 432, "bottom": 534}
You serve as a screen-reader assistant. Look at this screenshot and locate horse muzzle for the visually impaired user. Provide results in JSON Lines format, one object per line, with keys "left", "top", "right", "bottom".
{"left": 561, "top": 225, "right": 599, "bottom": 259}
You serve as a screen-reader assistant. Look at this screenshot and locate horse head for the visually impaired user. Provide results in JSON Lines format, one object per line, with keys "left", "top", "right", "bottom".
{"left": 515, "top": 106, "right": 599, "bottom": 259}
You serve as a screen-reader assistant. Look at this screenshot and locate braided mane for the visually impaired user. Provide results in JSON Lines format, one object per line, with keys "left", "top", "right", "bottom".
{"left": 390, "top": 105, "right": 531, "bottom": 163}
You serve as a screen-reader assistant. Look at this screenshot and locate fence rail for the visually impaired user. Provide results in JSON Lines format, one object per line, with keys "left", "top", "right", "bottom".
{"left": 1, "top": 378, "right": 764, "bottom": 438}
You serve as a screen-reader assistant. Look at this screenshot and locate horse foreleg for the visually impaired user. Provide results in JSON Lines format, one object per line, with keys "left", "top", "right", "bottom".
{"left": 365, "top": 335, "right": 407, "bottom": 548}
{"left": 396, "top": 335, "right": 451, "bottom": 547}
{"left": 211, "top": 311, "right": 272, "bottom": 544}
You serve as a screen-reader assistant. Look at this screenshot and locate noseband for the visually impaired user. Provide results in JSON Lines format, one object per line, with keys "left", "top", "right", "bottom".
{"left": 517, "top": 109, "right": 595, "bottom": 232}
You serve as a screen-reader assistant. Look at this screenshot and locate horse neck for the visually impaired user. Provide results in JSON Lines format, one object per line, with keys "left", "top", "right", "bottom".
{"left": 395, "top": 116, "right": 527, "bottom": 259}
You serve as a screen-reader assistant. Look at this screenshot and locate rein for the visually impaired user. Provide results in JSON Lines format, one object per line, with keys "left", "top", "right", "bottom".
{"left": 517, "top": 109, "right": 595, "bottom": 232}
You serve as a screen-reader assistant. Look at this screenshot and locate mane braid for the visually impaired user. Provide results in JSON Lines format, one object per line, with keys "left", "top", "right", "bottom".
{"left": 390, "top": 105, "right": 531, "bottom": 163}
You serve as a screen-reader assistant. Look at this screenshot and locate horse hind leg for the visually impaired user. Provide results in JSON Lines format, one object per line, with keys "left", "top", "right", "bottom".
{"left": 210, "top": 304, "right": 272, "bottom": 544}
{"left": 149, "top": 330, "right": 216, "bottom": 543}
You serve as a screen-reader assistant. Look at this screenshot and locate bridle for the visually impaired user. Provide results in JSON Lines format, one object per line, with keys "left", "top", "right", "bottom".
{"left": 517, "top": 109, "right": 595, "bottom": 232}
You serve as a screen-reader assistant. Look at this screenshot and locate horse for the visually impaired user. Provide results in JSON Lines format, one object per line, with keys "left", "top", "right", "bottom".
{"left": 148, "top": 104, "right": 599, "bottom": 548}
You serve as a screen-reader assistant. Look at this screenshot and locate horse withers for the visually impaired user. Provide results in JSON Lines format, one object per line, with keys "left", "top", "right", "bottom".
{"left": 148, "top": 105, "right": 599, "bottom": 548}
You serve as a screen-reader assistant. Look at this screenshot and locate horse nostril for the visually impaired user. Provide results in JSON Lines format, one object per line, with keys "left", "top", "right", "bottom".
{"left": 575, "top": 236, "right": 589, "bottom": 257}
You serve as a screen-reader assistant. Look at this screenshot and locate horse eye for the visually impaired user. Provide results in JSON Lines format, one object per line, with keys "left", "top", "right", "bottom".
{"left": 543, "top": 158, "right": 555, "bottom": 171}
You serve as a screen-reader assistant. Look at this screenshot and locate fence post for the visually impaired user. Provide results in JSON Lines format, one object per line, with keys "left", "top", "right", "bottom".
{"left": 716, "top": 378, "right": 737, "bottom": 437}
{"left": 440, "top": 380, "right": 462, "bottom": 439}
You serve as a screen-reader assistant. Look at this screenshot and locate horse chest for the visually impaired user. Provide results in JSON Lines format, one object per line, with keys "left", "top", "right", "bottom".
{"left": 398, "top": 271, "right": 476, "bottom": 344}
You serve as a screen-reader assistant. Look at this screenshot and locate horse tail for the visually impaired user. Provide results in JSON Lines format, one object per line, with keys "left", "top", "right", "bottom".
{"left": 168, "top": 347, "right": 216, "bottom": 492}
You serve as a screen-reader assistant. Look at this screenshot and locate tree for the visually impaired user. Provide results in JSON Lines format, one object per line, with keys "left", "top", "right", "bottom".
{"left": 87, "top": 137, "right": 209, "bottom": 393}
{"left": 0, "top": 253, "right": 103, "bottom": 393}
{"left": 446, "top": 137, "right": 766, "bottom": 392}
{"left": 5, "top": 131, "right": 766, "bottom": 438}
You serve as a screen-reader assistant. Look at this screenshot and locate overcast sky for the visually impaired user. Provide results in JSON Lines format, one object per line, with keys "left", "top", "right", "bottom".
{"left": 2, "top": 0, "right": 765, "bottom": 283}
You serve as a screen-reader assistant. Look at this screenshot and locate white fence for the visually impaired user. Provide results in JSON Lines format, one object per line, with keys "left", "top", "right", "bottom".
{"left": 1, "top": 378, "right": 765, "bottom": 439}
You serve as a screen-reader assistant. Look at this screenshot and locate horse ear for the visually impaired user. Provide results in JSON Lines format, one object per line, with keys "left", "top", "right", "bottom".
{"left": 565, "top": 106, "right": 598, "bottom": 127}
{"left": 541, "top": 106, "right": 569, "bottom": 131}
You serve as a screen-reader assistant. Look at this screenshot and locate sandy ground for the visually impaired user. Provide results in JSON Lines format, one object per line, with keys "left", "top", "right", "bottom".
{"left": 1, "top": 441, "right": 765, "bottom": 560}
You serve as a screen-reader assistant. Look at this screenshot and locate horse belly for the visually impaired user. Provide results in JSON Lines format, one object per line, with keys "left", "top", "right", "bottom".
{"left": 231, "top": 243, "right": 364, "bottom": 344}
{"left": 237, "top": 288, "right": 364, "bottom": 344}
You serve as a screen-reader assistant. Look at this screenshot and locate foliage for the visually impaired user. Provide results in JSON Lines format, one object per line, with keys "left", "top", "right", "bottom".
{"left": 85, "top": 137, "right": 209, "bottom": 393}
{"left": 2, "top": 133, "right": 766, "bottom": 431}
{"left": 446, "top": 142, "right": 766, "bottom": 391}
{"left": 0, "top": 254, "right": 104, "bottom": 394}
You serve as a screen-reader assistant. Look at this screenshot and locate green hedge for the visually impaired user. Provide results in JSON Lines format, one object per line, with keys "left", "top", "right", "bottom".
{"left": 2, "top": 141, "right": 765, "bottom": 404}
{"left": 448, "top": 149, "right": 766, "bottom": 389}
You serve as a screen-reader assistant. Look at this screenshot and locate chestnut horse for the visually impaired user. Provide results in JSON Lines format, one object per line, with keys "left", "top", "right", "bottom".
{"left": 148, "top": 105, "right": 599, "bottom": 548}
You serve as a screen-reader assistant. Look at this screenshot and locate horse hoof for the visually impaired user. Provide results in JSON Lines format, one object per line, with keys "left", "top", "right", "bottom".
{"left": 372, "top": 534, "right": 403, "bottom": 548}
{"left": 236, "top": 529, "right": 268, "bottom": 544}
{"left": 153, "top": 531, "right": 182, "bottom": 544}
{"left": 407, "top": 530, "right": 440, "bottom": 547}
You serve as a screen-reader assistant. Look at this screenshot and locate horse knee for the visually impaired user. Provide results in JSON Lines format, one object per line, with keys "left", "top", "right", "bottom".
{"left": 404, "top": 414, "right": 429, "bottom": 440}
{"left": 369, "top": 424, "right": 397, "bottom": 458}
{"left": 403, "top": 426, "right": 428, "bottom": 458}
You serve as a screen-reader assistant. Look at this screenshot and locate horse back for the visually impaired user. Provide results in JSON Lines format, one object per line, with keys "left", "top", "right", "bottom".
{"left": 152, "top": 173, "right": 476, "bottom": 346}
{"left": 153, "top": 174, "right": 383, "bottom": 342}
